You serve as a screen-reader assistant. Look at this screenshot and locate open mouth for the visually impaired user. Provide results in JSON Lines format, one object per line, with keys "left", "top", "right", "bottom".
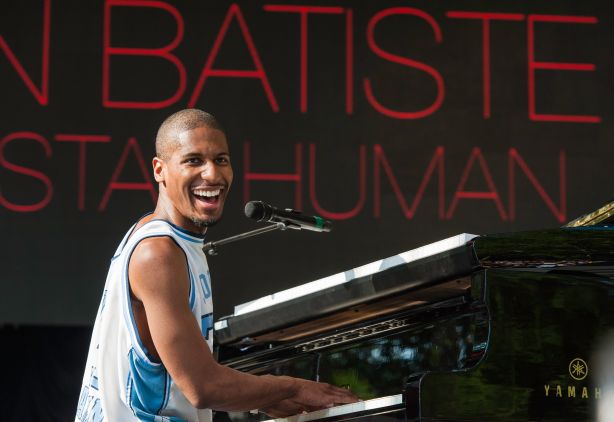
{"left": 192, "top": 188, "right": 223, "bottom": 205}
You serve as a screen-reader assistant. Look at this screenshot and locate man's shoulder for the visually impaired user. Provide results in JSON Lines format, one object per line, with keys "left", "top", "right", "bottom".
{"left": 132, "top": 235, "right": 184, "bottom": 267}
{"left": 129, "top": 235, "right": 189, "bottom": 297}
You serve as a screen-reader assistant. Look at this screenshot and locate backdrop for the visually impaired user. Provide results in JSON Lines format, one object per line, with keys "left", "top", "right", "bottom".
{"left": 1, "top": 0, "right": 612, "bottom": 325}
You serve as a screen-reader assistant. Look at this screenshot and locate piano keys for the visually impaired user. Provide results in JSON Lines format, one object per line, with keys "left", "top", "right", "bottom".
{"left": 213, "top": 201, "right": 614, "bottom": 422}
{"left": 261, "top": 394, "right": 405, "bottom": 422}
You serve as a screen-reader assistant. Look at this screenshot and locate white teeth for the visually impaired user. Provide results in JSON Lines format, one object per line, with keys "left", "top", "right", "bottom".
{"left": 193, "top": 189, "right": 221, "bottom": 197}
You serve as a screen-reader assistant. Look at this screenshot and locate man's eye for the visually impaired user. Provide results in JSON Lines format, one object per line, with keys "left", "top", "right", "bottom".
{"left": 185, "top": 158, "right": 201, "bottom": 165}
{"left": 216, "top": 157, "right": 230, "bottom": 165}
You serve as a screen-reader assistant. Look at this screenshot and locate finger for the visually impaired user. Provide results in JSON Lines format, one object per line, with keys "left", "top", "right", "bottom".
{"left": 331, "top": 391, "right": 360, "bottom": 403}
{"left": 325, "top": 385, "right": 359, "bottom": 399}
{"left": 325, "top": 383, "right": 357, "bottom": 394}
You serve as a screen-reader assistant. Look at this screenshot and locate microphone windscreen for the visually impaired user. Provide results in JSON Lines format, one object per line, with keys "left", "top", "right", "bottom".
{"left": 244, "top": 201, "right": 266, "bottom": 220}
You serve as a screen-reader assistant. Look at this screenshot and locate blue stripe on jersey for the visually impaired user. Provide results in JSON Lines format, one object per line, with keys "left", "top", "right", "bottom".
{"left": 164, "top": 220, "right": 206, "bottom": 240}
{"left": 127, "top": 356, "right": 187, "bottom": 421}
{"left": 126, "top": 372, "right": 133, "bottom": 410}
{"left": 146, "top": 218, "right": 205, "bottom": 243}
{"left": 189, "top": 271, "right": 196, "bottom": 310}
{"left": 201, "top": 313, "right": 214, "bottom": 340}
{"left": 169, "top": 227, "right": 204, "bottom": 244}
{"left": 128, "top": 348, "right": 166, "bottom": 419}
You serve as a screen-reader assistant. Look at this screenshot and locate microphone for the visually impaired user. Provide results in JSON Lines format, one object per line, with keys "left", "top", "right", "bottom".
{"left": 244, "top": 201, "right": 332, "bottom": 232}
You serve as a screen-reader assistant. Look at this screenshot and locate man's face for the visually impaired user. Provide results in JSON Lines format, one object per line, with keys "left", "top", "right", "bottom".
{"left": 154, "top": 126, "right": 233, "bottom": 231}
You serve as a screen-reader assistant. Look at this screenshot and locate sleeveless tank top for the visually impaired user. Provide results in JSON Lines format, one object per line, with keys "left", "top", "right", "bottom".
{"left": 76, "top": 219, "right": 214, "bottom": 422}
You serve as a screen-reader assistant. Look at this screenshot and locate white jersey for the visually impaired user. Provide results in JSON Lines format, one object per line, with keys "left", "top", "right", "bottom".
{"left": 76, "top": 219, "right": 214, "bottom": 422}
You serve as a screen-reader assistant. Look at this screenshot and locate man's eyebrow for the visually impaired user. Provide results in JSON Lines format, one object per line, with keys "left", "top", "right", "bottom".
{"left": 180, "top": 151, "right": 230, "bottom": 159}
{"left": 180, "top": 152, "right": 202, "bottom": 159}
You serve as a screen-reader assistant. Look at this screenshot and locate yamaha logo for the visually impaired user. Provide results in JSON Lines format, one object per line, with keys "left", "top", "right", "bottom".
{"left": 544, "top": 357, "right": 600, "bottom": 400}
{"left": 569, "top": 358, "right": 588, "bottom": 381}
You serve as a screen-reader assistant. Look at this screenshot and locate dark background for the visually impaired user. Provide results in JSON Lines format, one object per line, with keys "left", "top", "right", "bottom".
{"left": 0, "top": 0, "right": 612, "bottom": 419}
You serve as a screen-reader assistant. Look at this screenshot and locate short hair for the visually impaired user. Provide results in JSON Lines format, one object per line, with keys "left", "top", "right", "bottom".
{"left": 155, "top": 109, "right": 226, "bottom": 160}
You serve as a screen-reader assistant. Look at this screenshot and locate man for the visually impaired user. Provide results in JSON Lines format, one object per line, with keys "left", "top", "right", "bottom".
{"left": 76, "top": 109, "right": 357, "bottom": 421}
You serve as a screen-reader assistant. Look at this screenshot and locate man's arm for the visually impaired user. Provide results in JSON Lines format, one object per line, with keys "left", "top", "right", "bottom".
{"left": 129, "top": 237, "right": 356, "bottom": 414}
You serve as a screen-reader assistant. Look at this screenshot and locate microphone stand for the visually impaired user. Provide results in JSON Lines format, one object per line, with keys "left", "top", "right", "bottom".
{"left": 203, "top": 222, "right": 293, "bottom": 256}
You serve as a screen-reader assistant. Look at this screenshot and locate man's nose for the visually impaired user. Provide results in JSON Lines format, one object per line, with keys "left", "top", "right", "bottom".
{"left": 200, "top": 162, "right": 220, "bottom": 181}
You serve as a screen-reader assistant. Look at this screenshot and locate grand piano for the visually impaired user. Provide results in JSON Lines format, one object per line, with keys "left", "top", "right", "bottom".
{"left": 212, "top": 201, "right": 614, "bottom": 422}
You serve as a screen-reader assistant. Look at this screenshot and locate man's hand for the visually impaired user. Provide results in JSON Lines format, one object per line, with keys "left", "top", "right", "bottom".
{"left": 261, "top": 377, "right": 358, "bottom": 418}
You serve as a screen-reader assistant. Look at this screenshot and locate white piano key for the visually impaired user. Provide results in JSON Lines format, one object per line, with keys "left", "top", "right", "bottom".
{"left": 262, "top": 394, "right": 404, "bottom": 422}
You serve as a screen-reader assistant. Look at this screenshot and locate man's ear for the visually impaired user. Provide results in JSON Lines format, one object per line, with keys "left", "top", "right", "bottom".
{"left": 153, "top": 157, "right": 165, "bottom": 182}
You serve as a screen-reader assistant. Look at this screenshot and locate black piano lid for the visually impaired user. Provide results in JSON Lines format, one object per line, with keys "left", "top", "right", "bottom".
{"left": 214, "top": 233, "right": 481, "bottom": 346}
{"left": 473, "top": 227, "right": 614, "bottom": 268}
{"left": 214, "top": 225, "right": 614, "bottom": 346}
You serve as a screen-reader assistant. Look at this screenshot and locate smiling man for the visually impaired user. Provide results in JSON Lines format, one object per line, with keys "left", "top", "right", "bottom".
{"left": 75, "top": 109, "right": 356, "bottom": 422}
{"left": 154, "top": 111, "right": 232, "bottom": 231}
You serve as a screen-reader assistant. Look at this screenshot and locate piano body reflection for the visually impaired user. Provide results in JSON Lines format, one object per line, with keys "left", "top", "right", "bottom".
{"left": 213, "top": 202, "right": 614, "bottom": 422}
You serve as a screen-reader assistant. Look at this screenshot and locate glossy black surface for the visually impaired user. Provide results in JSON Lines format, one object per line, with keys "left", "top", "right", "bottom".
{"left": 473, "top": 227, "right": 614, "bottom": 266}
{"left": 215, "top": 228, "right": 614, "bottom": 422}
{"left": 215, "top": 291, "right": 488, "bottom": 421}
{"left": 417, "top": 269, "right": 614, "bottom": 421}
{"left": 315, "top": 308, "right": 488, "bottom": 399}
